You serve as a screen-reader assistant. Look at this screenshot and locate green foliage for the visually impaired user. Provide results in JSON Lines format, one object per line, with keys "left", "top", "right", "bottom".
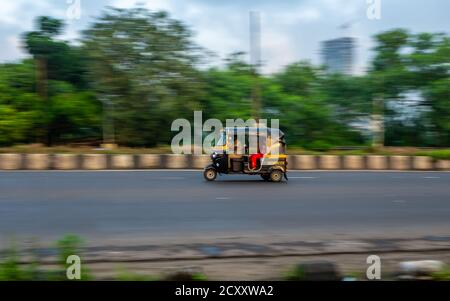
{"left": 192, "top": 273, "right": 208, "bottom": 281}
{"left": 0, "top": 235, "right": 91, "bottom": 281}
{"left": 416, "top": 149, "right": 450, "bottom": 160}
{"left": 426, "top": 78, "right": 450, "bottom": 146}
{"left": 0, "top": 61, "right": 42, "bottom": 145}
{"left": 37, "top": 16, "right": 64, "bottom": 36}
{"left": 0, "top": 9, "right": 448, "bottom": 148}
{"left": 82, "top": 7, "right": 204, "bottom": 147}
{"left": 55, "top": 234, "right": 92, "bottom": 281}
{"left": 56, "top": 235, "right": 83, "bottom": 267}
{"left": 47, "top": 235, "right": 92, "bottom": 281}
{"left": 0, "top": 246, "right": 32, "bottom": 281}
{"left": 432, "top": 267, "right": 450, "bottom": 281}
{"left": 369, "top": 30, "right": 450, "bottom": 147}
{"left": 0, "top": 106, "right": 34, "bottom": 145}
{"left": 274, "top": 61, "right": 320, "bottom": 97}
{"left": 49, "top": 89, "right": 101, "bottom": 143}
{"left": 284, "top": 265, "right": 306, "bottom": 281}
{"left": 201, "top": 54, "right": 253, "bottom": 121}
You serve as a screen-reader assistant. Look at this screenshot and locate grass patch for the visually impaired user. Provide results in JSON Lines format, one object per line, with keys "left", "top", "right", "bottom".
{"left": 283, "top": 266, "right": 306, "bottom": 281}
{"left": 415, "top": 150, "right": 450, "bottom": 160}
{"left": 432, "top": 268, "right": 450, "bottom": 281}
{"left": 0, "top": 235, "right": 91, "bottom": 281}
{"left": 2, "top": 144, "right": 450, "bottom": 158}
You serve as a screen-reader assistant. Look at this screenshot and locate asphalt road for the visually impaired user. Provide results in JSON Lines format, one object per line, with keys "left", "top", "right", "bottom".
{"left": 1, "top": 171, "right": 449, "bottom": 244}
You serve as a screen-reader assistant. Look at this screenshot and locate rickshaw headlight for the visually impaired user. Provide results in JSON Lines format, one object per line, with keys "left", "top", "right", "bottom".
{"left": 211, "top": 152, "right": 217, "bottom": 159}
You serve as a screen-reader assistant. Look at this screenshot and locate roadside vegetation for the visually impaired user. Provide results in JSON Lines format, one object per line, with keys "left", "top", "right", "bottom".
{"left": 1, "top": 145, "right": 449, "bottom": 160}
{"left": 0, "top": 7, "right": 448, "bottom": 150}
{"left": 0, "top": 235, "right": 208, "bottom": 281}
{"left": 1, "top": 237, "right": 448, "bottom": 281}
{"left": 0, "top": 235, "right": 90, "bottom": 281}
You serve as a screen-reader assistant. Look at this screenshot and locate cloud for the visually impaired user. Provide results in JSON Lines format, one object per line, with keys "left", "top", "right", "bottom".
{"left": 112, "top": 0, "right": 173, "bottom": 11}
{"left": 0, "top": 1, "right": 67, "bottom": 28}
{"left": 273, "top": 7, "right": 322, "bottom": 26}
{"left": 0, "top": 0, "right": 72, "bottom": 62}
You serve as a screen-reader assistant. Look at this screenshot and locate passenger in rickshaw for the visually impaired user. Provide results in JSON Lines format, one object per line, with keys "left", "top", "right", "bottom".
{"left": 249, "top": 135, "right": 266, "bottom": 170}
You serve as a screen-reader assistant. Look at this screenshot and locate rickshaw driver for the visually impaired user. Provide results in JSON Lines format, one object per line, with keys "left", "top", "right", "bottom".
{"left": 230, "top": 135, "right": 245, "bottom": 155}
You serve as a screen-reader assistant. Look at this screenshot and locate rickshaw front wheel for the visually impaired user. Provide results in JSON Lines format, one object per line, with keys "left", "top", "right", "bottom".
{"left": 204, "top": 168, "right": 217, "bottom": 181}
{"left": 270, "top": 170, "right": 283, "bottom": 183}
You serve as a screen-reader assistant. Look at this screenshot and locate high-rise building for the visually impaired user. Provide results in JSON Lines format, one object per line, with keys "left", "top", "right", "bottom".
{"left": 321, "top": 37, "right": 355, "bottom": 75}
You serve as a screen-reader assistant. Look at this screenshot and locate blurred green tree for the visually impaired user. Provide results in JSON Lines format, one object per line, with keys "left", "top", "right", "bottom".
{"left": 368, "top": 29, "right": 450, "bottom": 146}
{"left": 23, "top": 16, "right": 93, "bottom": 145}
{"left": 201, "top": 53, "right": 253, "bottom": 121}
{"left": 83, "top": 8, "right": 204, "bottom": 147}
{"left": 0, "top": 61, "right": 42, "bottom": 145}
{"left": 267, "top": 62, "right": 366, "bottom": 147}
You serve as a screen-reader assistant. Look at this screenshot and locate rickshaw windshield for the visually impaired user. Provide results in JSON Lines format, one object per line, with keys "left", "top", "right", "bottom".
{"left": 216, "top": 132, "right": 226, "bottom": 146}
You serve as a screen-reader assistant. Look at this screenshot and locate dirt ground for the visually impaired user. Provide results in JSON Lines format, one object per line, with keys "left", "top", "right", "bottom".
{"left": 18, "top": 233, "right": 450, "bottom": 280}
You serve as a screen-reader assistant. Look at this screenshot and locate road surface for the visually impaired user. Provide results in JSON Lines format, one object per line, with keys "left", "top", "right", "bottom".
{"left": 1, "top": 171, "right": 449, "bottom": 244}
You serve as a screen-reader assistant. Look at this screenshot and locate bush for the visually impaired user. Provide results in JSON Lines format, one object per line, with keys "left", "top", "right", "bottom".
{"left": 0, "top": 235, "right": 91, "bottom": 281}
{"left": 306, "top": 141, "right": 333, "bottom": 152}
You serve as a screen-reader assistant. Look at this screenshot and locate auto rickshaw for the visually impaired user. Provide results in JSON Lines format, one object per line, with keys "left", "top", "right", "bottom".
{"left": 203, "top": 127, "right": 288, "bottom": 182}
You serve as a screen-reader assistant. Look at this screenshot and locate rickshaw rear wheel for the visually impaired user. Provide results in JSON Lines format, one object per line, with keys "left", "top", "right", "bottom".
{"left": 270, "top": 170, "right": 283, "bottom": 183}
{"left": 204, "top": 168, "right": 217, "bottom": 181}
{"left": 261, "top": 174, "right": 271, "bottom": 181}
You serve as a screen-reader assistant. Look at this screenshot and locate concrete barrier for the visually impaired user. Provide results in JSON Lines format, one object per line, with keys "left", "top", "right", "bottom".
{"left": 436, "top": 160, "right": 450, "bottom": 171}
{"left": 192, "top": 155, "right": 210, "bottom": 169}
{"left": 26, "top": 154, "right": 50, "bottom": 170}
{"left": 286, "top": 155, "right": 296, "bottom": 170}
{"left": 138, "top": 154, "right": 161, "bottom": 169}
{"left": 112, "top": 155, "right": 134, "bottom": 169}
{"left": 54, "top": 154, "right": 79, "bottom": 170}
{"left": 82, "top": 154, "right": 107, "bottom": 170}
{"left": 165, "top": 154, "right": 188, "bottom": 169}
{"left": 343, "top": 156, "right": 365, "bottom": 170}
{"left": 367, "top": 156, "right": 388, "bottom": 170}
{"left": 320, "top": 155, "right": 340, "bottom": 170}
{"left": 390, "top": 156, "right": 411, "bottom": 170}
{"left": 0, "top": 154, "right": 22, "bottom": 170}
{"left": 0, "top": 153, "right": 448, "bottom": 171}
{"left": 293, "top": 155, "right": 317, "bottom": 170}
{"left": 413, "top": 156, "right": 433, "bottom": 170}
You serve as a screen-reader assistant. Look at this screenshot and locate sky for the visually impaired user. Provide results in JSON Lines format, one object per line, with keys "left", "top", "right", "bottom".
{"left": 0, "top": 0, "right": 449, "bottom": 74}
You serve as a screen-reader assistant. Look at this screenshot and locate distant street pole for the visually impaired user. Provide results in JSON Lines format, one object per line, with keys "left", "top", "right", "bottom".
{"left": 36, "top": 56, "right": 51, "bottom": 146}
{"left": 250, "top": 11, "right": 262, "bottom": 123}
{"left": 99, "top": 96, "right": 116, "bottom": 148}
{"left": 372, "top": 95, "right": 385, "bottom": 148}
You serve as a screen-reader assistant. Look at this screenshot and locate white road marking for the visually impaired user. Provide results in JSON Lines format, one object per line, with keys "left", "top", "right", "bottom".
{"left": 290, "top": 177, "right": 318, "bottom": 179}
{"left": 393, "top": 200, "right": 407, "bottom": 204}
{"left": 216, "top": 197, "right": 230, "bottom": 200}
{"left": 424, "top": 176, "right": 440, "bottom": 179}
{"left": 161, "top": 177, "right": 185, "bottom": 180}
